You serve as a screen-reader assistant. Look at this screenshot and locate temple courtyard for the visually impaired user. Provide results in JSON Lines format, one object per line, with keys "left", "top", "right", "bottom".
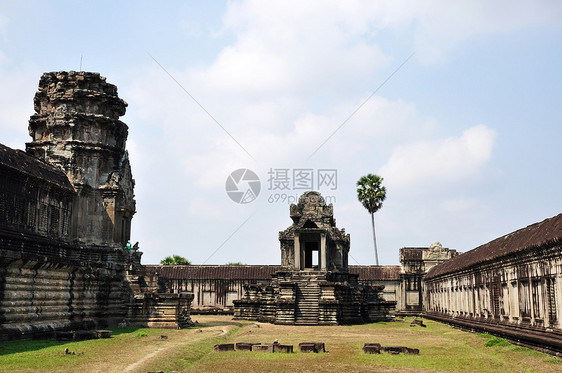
{"left": 0, "top": 315, "right": 560, "bottom": 373}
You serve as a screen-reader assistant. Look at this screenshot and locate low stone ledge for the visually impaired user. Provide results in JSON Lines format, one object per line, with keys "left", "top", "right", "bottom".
{"left": 299, "top": 342, "right": 325, "bottom": 353}
{"left": 55, "top": 330, "right": 99, "bottom": 341}
{"left": 235, "top": 342, "right": 259, "bottom": 351}
{"left": 214, "top": 343, "right": 235, "bottom": 352}
{"left": 381, "top": 346, "right": 419, "bottom": 355}
{"left": 273, "top": 344, "right": 293, "bottom": 353}
{"left": 363, "top": 343, "right": 381, "bottom": 354}
{"left": 252, "top": 344, "right": 274, "bottom": 352}
{"left": 96, "top": 330, "right": 112, "bottom": 338}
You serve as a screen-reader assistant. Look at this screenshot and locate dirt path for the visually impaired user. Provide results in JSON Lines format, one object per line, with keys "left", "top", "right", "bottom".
{"left": 122, "top": 323, "right": 235, "bottom": 373}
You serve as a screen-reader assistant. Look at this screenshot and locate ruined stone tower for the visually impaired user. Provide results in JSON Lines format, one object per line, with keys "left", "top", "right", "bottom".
{"left": 26, "top": 71, "right": 135, "bottom": 246}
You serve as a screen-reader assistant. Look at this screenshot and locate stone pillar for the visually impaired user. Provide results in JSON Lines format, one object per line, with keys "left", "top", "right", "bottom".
{"left": 294, "top": 234, "right": 300, "bottom": 270}
{"left": 320, "top": 233, "right": 326, "bottom": 271}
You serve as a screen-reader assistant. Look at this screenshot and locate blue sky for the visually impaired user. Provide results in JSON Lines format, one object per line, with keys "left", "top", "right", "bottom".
{"left": 1, "top": 1, "right": 561, "bottom": 266}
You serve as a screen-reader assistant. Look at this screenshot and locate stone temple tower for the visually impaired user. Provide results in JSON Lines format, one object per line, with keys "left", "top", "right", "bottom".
{"left": 234, "top": 191, "right": 395, "bottom": 325}
{"left": 26, "top": 71, "right": 136, "bottom": 246}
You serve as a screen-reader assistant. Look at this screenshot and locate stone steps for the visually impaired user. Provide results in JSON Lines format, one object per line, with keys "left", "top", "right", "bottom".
{"left": 295, "top": 279, "right": 321, "bottom": 325}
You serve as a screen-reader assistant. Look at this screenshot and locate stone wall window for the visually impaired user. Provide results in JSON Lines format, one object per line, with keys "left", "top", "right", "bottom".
{"left": 546, "top": 277, "right": 557, "bottom": 325}
{"left": 502, "top": 283, "right": 509, "bottom": 317}
{"left": 202, "top": 291, "right": 215, "bottom": 305}
{"left": 492, "top": 283, "right": 501, "bottom": 318}
{"left": 532, "top": 280, "right": 543, "bottom": 320}
{"left": 510, "top": 281, "right": 519, "bottom": 318}
{"left": 520, "top": 280, "right": 531, "bottom": 318}
{"left": 226, "top": 291, "right": 239, "bottom": 306}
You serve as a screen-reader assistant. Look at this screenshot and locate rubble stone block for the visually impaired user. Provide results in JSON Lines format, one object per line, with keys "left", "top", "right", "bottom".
{"left": 96, "top": 330, "right": 112, "bottom": 338}
{"left": 252, "top": 344, "right": 274, "bottom": 353}
{"left": 235, "top": 342, "right": 259, "bottom": 351}
{"left": 214, "top": 343, "right": 235, "bottom": 352}
{"left": 363, "top": 343, "right": 381, "bottom": 354}
{"left": 273, "top": 344, "right": 293, "bottom": 353}
{"left": 299, "top": 342, "right": 325, "bottom": 353}
{"left": 380, "top": 346, "right": 419, "bottom": 355}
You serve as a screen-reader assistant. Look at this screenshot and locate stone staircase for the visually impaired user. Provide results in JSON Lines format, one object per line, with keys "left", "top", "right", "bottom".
{"left": 295, "top": 274, "right": 321, "bottom": 325}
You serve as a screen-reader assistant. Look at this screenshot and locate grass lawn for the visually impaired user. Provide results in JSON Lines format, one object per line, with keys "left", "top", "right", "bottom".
{"left": 0, "top": 316, "right": 561, "bottom": 372}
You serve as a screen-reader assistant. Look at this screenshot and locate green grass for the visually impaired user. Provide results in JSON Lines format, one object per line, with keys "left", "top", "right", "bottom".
{"left": 0, "top": 316, "right": 560, "bottom": 373}
{"left": 484, "top": 337, "right": 511, "bottom": 347}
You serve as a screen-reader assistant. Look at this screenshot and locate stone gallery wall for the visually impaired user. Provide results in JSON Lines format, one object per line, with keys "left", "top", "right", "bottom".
{"left": 0, "top": 231, "right": 131, "bottom": 339}
{"left": 423, "top": 214, "right": 562, "bottom": 352}
{"left": 151, "top": 265, "right": 402, "bottom": 313}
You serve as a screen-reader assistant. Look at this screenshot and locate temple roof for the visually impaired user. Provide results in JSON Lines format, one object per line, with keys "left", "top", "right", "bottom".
{"left": 147, "top": 264, "right": 401, "bottom": 281}
{"left": 0, "top": 143, "right": 74, "bottom": 191}
{"left": 425, "top": 213, "right": 562, "bottom": 280}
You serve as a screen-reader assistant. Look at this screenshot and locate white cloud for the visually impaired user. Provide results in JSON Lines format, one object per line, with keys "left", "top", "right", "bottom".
{"left": 194, "top": 0, "right": 392, "bottom": 96}
{"left": 382, "top": 0, "right": 562, "bottom": 64}
{"left": 379, "top": 124, "right": 496, "bottom": 188}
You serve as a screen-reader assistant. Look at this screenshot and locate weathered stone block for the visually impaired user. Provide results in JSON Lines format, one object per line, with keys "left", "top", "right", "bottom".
{"left": 363, "top": 343, "right": 381, "bottom": 354}
{"left": 273, "top": 344, "right": 293, "bottom": 353}
{"left": 214, "top": 343, "right": 235, "bottom": 352}
{"left": 96, "top": 330, "right": 112, "bottom": 338}
{"left": 381, "top": 346, "right": 419, "bottom": 355}
{"left": 235, "top": 342, "right": 259, "bottom": 351}
{"left": 299, "top": 342, "right": 325, "bottom": 353}
{"left": 252, "top": 344, "right": 274, "bottom": 352}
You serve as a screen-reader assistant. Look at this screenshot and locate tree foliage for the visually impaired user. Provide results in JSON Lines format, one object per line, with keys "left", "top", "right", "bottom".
{"left": 225, "top": 262, "right": 245, "bottom": 266}
{"left": 160, "top": 255, "right": 191, "bottom": 265}
{"left": 356, "top": 174, "right": 386, "bottom": 214}
{"left": 357, "top": 174, "right": 387, "bottom": 265}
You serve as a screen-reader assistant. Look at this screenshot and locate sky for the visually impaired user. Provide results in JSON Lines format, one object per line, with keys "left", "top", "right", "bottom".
{"left": 0, "top": 1, "right": 561, "bottom": 266}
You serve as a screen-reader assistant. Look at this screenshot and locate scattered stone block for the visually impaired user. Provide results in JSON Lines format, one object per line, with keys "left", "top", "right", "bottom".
{"left": 410, "top": 318, "right": 426, "bottom": 327}
{"left": 363, "top": 343, "right": 381, "bottom": 354}
{"left": 214, "top": 343, "right": 235, "bottom": 352}
{"left": 96, "top": 330, "right": 112, "bottom": 338}
{"left": 299, "top": 342, "right": 325, "bottom": 353}
{"left": 273, "top": 344, "right": 293, "bottom": 353}
{"left": 381, "top": 346, "right": 419, "bottom": 355}
{"left": 235, "top": 342, "right": 259, "bottom": 351}
{"left": 252, "top": 344, "right": 274, "bottom": 353}
{"left": 403, "top": 347, "right": 419, "bottom": 354}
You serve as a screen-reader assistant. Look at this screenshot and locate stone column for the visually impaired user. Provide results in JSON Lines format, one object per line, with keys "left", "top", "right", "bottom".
{"left": 294, "top": 234, "right": 300, "bottom": 270}
{"left": 320, "top": 233, "right": 326, "bottom": 271}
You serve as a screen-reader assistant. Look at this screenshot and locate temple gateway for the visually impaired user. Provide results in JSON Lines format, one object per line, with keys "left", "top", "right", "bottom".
{"left": 233, "top": 191, "right": 395, "bottom": 325}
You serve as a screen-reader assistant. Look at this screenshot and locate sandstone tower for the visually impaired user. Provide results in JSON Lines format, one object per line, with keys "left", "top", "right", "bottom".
{"left": 26, "top": 71, "right": 135, "bottom": 246}
{"left": 234, "top": 191, "right": 395, "bottom": 325}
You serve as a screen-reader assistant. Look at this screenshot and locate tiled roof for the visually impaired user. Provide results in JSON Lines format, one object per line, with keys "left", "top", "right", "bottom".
{"left": 147, "top": 265, "right": 282, "bottom": 280}
{"left": 425, "top": 213, "right": 562, "bottom": 279}
{"left": 350, "top": 265, "right": 401, "bottom": 280}
{"left": 147, "top": 264, "right": 401, "bottom": 281}
{"left": 0, "top": 143, "right": 74, "bottom": 191}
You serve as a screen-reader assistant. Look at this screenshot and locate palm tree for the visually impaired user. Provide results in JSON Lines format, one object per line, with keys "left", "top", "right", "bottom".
{"left": 357, "top": 174, "right": 387, "bottom": 265}
{"left": 160, "top": 255, "right": 191, "bottom": 265}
